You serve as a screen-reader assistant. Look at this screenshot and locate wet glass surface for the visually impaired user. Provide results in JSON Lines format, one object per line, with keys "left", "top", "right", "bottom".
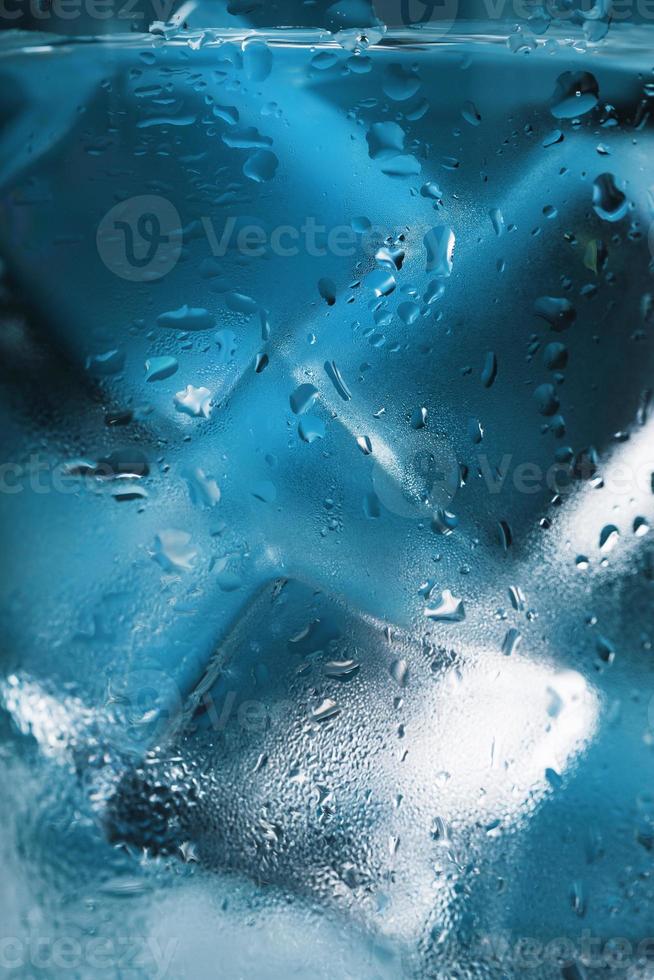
{"left": 1, "top": 9, "right": 654, "bottom": 976}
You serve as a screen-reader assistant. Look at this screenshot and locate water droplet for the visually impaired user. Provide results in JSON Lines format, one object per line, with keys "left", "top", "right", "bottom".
{"left": 462, "top": 100, "right": 481, "bottom": 126}
{"left": 398, "top": 301, "right": 420, "bottom": 326}
{"left": 351, "top": 215, "right": 371, "bottom": 234}
{"left": 497, "top": 519, "right": 513, "bottom": 550}
{"left": 570, "top": 880, "right": 587, "bottom": 917}
{"left": 367, "top": 121, "right": 405, "bottom": 158}
{"left": 592, "top": 173, "right": 629, "bottom": 222}
{"left": 376, "top": 243, "right": 405, "bottom": 270}
{"left": 383, "top": 63, "right": 421, "bottom": 102}
{"left": 502, "top": 628, "right": 522, "bottom": 656}
{"left": 534, "top": 296, "right": 576, "bottom": 331}
{"left": 324, "top": 659, "right": 360, "bottom": 679}
{"left": 599, "top": 524, "right": 620, "bottom": 552}
{"left": 145, "top": 355, "right": 178, "bottom": 382}
{"left": 634, "top": 516, "right": 650, "bottom": 537}
{"left": 299, "top": 416, "right": 325, "bottom": 443}
{"left": 86, "top": 349, "right": 125, "bottom": 376}
{"left": 153, "top": 529, "right": 196, "bottom": 573}
{"left": 242, "top": 38, "right": 272, "bottom": 82}
{"left": 432, "top": 508, "right": 458, "bottom": 535}
{"left": 225, "top": 291, "right": 258, "bottom": 315}
{"left": 509, "top": 585, "right": 526, "bottom": 610}
{"left": 174, "top": 385, "right": 212, "bottom": 418}
{"left": 542, "top": 129, "right": 564, "bottom": 147}
{"left": 596, "top": 635, "right": 615, "bottom": 666}
{"left": 412, "top": 407, "right": 428, "bottom": 429}
{"left": 158, "top": 305, "right": 214, "bottom": 331}
{"left": 311, "top": 698, "right": 340, "bottom": 722}
{"left": 222, "top": 126, "right": 272, "bottom": 150}
{"left": 424, "top": 589, "right": 465, "bottom": 622}
{"left": 186, "top": 468, "right": 221, "bottom": 508}
{"left": 243, "top": 149, "right": 279, "bottom": 183}
{"left": 421, "top": 181, "right": 442, "bottom": 200}
{"left": 357, "top": 435, "right": 373, "bottom": 455}
{"left": 251, "top": 480, "right": 277, "bottom": 504}
{"left": 381, "top": 154, "right": 421, "bottom": 177}
{"left": 324, "top": 360, "right": 352, "bottom": 401}
{"left": 489, "top": 208, "right": 505, "bottom": 236}
{"left": 431, "top": 816, "right": 450, "bottom": 844}
{"left": 290, "top": 383, "right": 319, "bottom": 415}
{"left": 550, "top": 71, "right": 599, "bottom": 119}
{"left": 543, "top": 342, "right": 568, "bottom": 370}
{"left": 546, "top": 767, "right": 563, "bottom": 789}
{"left": 481, "top": 351, "right": 498, "bottom": 388}
{"left": 468, "top": 418, "right": 484, "bottom": 444}
{"left": 424, "top": 226, "right": 455, "bottom": 277}
{"left": 534, "top": 383, "right": 560, "bottom": 416}
{"left": 365, "top": 268, "right": 396, "bottom": 297}
{"left": 254, "top": 352, "right": 269, "bottom": 374}
{"left": 363, "top": 492, "right": 381, "bottom": 519}
{"left": 318, "top": 278, "right": 337, "bottom": 305}
{"left": 390, "top": 659, "right": 409, "bottom": 687}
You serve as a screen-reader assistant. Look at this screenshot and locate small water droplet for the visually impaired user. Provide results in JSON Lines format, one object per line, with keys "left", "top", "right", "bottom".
{"left": 311, "top": 698, "right": 340, "bottom": 722}
{"left": 502, "top": 627, "right": 522, "bottom": 656}
{"left": 599, "top": 524, "right": 620, "bottom": 553}
{"left": 390, "top": 659, "right": 409, "bottom": 687}
{"left": 481, "top": 351, "right": 498, "bottom": 388}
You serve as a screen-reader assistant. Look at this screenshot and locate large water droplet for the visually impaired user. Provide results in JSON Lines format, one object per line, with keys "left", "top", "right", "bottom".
{"left": 145, "top": 355, "right": 178, "bottom": 382}
{"left": 174, "top": 385, "right": 212, "bottom": 418}
{"left": 550, "top": 71, "right": 599, "bottom": 119}
{"left": 534, "top": 296, "right": 576, "bottom": 331}
{"left": 592, "top": 173, "right": 629, "bottom": 222}
{"left": 424, "top": 589, "right": 465, "bottom": 622}
{"left": 153, "top": 529, "right": 196, "bottom": 573}
{"left": 243, "top": 149, "right": 279, "bottom": 183}
{"left": 383, "top": 63, "right": 421, "bottom": 102}
{"left": 157, "top": 305, "right": 214, "bottom": 331}
{"left": 424, "top": 226, "right": 455, "bottom": 277}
